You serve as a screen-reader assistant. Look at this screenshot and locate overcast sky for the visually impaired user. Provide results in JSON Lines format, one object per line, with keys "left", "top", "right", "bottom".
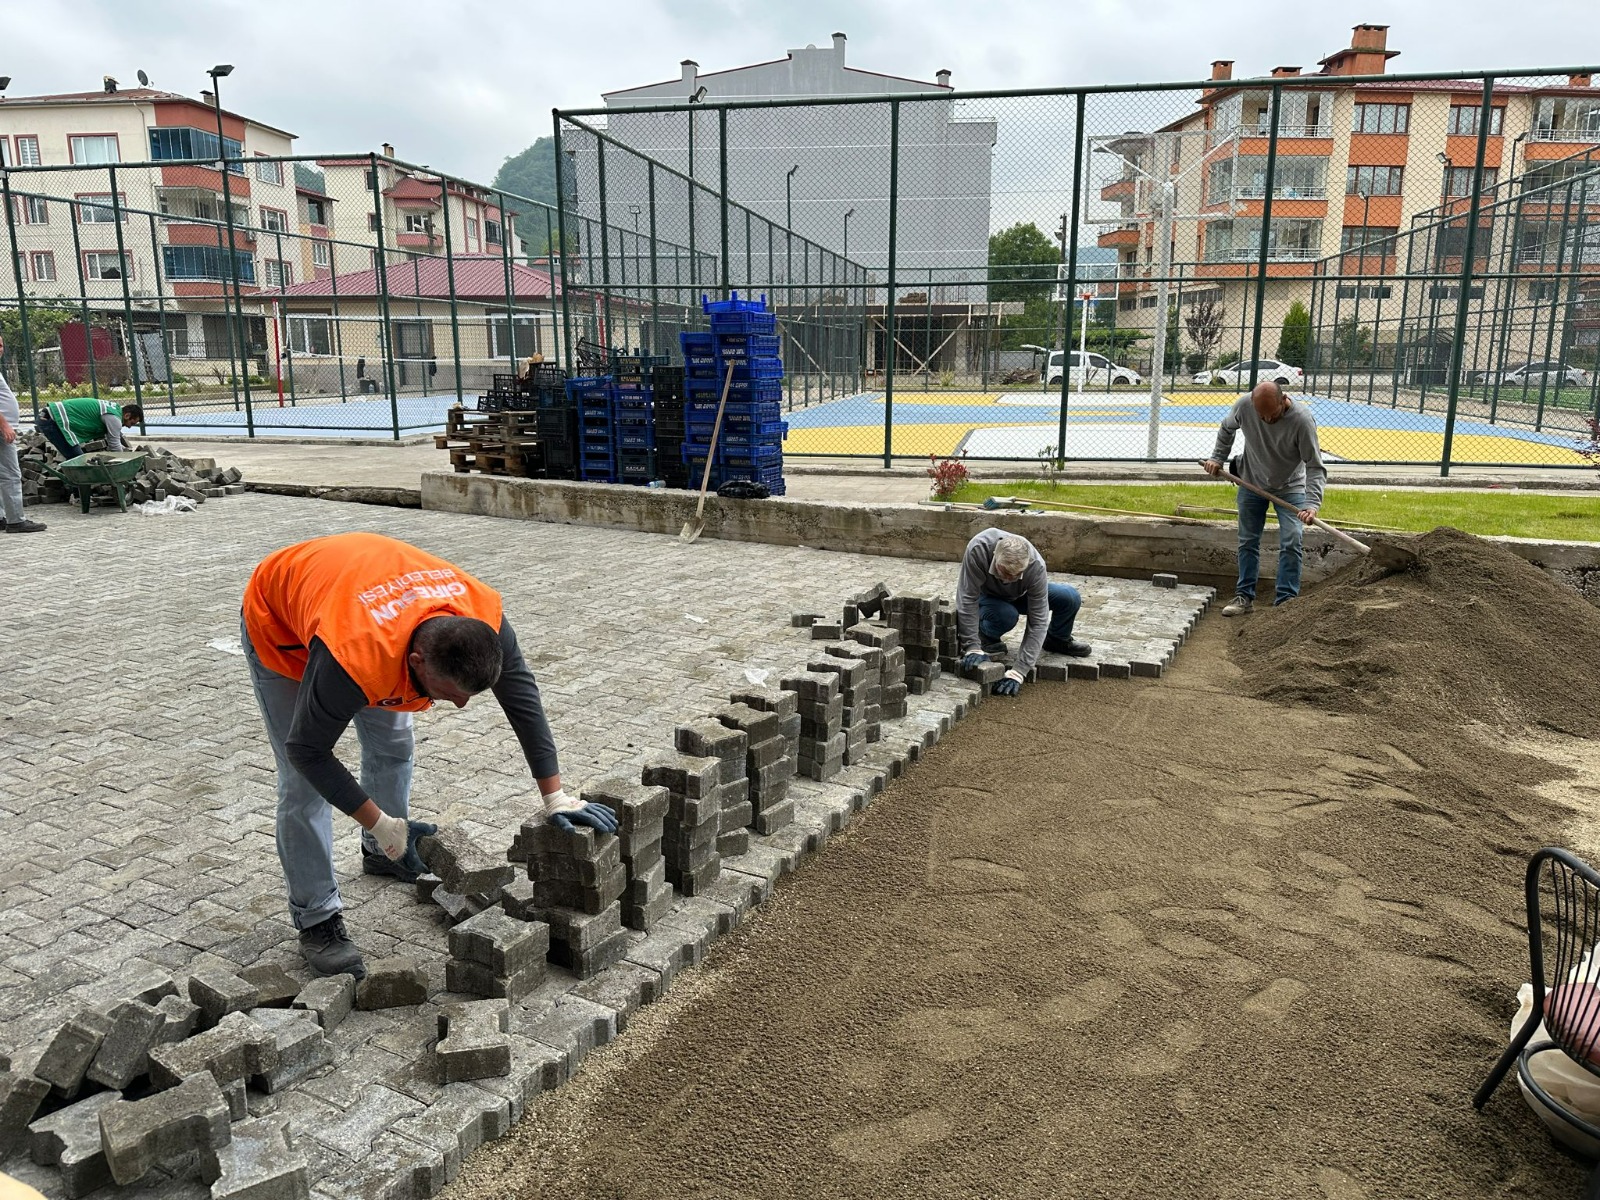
{"left": 4, "top": 0, "right": 1596, "bottom": 184}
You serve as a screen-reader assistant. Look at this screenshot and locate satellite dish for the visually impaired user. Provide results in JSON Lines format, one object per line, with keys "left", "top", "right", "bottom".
{"left": 137, "top": 69, "right": 150, "bottom": 86}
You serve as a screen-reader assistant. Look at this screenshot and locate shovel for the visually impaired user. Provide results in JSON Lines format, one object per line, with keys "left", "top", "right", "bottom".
{"left": 680, "top": 361, "right": 737, "bottom": 543}
{"left": 1208, "top": 464, "right": 1417, "bottom": 571}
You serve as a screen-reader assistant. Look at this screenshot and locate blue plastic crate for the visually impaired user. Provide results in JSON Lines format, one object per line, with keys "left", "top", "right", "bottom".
{"left": 727, "top": 356, "right": 783, "bottom": 380}
{"left": 714, "top": 334, "right": 781, "bottom": 359}
{"left": 701, "top": 290, "right": 769, "bottom": 315}
{"left": 679, "top": 331, "right": 715, "bottom": 355}
{"left": 617, "top": 429, "right": 655, "bottom": 450}
{"left": 719, "top": 442, "right": 783, "bottom": 462}
{"left": 685, "top": 398, "right": 782, "bottom": 421}
{"left": 709, "top": 311, "right": 777, "bottom": 336}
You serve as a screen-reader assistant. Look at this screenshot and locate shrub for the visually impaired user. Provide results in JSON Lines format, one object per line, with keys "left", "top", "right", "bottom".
{"left": 927, "top": 453, "right": 970, "bottom": 500}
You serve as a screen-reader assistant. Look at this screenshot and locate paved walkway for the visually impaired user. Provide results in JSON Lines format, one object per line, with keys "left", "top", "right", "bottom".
{"left": 0, "top": 496, "right": 1211, "bottom": 1198}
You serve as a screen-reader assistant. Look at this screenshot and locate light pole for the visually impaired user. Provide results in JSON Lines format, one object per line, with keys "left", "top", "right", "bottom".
{"left": 785, "top": 164, "right": 798, "bottom": 352}
{"left": 843, "top": 207, "right": 854, "bottom": 262}
{"left": 208, "top": 63, "right": 253, "bottom": 427}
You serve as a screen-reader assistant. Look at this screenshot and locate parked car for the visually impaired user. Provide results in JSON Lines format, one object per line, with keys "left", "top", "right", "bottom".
{"left": 1045, "top": 350, "right": 1143, "bottom": 387}
{"left": 1475, "top": 361, "right": 1592, "bottom": 387}
{"left": 1192, "top": 359, "right": 1305, "bottom": 388}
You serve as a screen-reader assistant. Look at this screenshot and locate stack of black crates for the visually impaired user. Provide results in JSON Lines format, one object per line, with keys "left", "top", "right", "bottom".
{"left": 652, "top": 364, "right": 690, "bottom": 489}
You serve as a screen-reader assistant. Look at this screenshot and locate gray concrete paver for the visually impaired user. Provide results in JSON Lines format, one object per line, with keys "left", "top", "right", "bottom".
{"left": 0, "top": 494, "right": 1208, "bottom": 1194}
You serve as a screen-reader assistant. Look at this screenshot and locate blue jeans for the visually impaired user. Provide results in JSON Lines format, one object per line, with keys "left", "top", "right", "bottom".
{"left": 979, "top": 582, "right": 1082, "bottom": 648}
{"left": 37, "top": 413, "right": 82, "bottom": 463}
{"left": 241, "top": 617, "right": 414, "bottom": 930}
{"left": 1236, "top": 488, "right": 1306, "bottom": 605}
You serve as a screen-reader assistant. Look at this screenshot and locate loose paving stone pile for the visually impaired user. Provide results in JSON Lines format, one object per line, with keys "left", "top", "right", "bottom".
{"left": 581, "top": 778, "right": 673, "bottom": 932}
{"left": 17, "top": 435, "right": 246, "bottom": 506}
{"left": 782, "top": 670, "right": 844, "bottom": 781}
{"left": 674, "top": 718, "right": 751, "bottom": 860}
{"left": 420, "top": 828, "right": 516, "bottom": 925}
{"left": 726, "top": 688, "right": 800, "bottom": 835}
{"left": 519, "top": 824, "right": 630, "bottom": 979}
{"left": 445, "top": 907, "right": 549, "bottom": 1001}
{"left": 642, "top": 752, "right": 725, "bottom": 896}
{"left": 883, "top": 593, "right": 943, "bottom": 695}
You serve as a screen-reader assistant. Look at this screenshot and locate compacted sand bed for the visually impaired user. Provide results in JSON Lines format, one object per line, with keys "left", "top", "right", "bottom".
{"left": 444, "top": 531, "right": 1600, "bottom": 1199}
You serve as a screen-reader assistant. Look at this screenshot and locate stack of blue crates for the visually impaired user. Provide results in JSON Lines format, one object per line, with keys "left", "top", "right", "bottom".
{"left": 680, "top": 292, "right": 786, "bottom": 495}
{"left": 564, "top": 374, "right": 621, "bottom": 482}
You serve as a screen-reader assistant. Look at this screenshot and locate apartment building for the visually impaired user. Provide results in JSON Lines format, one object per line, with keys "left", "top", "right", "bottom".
{"left": 1096, "top": 24, "right": 1600, "bottom": 369}
{"left": 0, "top": 81, "right": 317, "bottom": 373}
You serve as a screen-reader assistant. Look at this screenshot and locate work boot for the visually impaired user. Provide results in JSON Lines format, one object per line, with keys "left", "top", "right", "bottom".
{"left": 1043, "top": 636, "right": 1092, "bottom": 658}
{"left": 980, "top": 640, "right": 1007, "bottom": 656}
{"left": 1221, "top": 595, "right": 1254, "bottom": 617}
{"left": 362, "top": 847, "right": 422, "bottom": 884}
{"left": 298, "top": 913, "right": 366, "bottom": 979}
{"left": 5, "top": 519, "right": 47, "bottom": 534}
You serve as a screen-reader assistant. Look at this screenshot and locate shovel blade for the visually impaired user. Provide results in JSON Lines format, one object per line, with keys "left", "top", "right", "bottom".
{"left": 679, "top": 521, "right": 703, "bottom": 543}
{"left": 1367, "top": 539, "right": 1418, "bottom": 571}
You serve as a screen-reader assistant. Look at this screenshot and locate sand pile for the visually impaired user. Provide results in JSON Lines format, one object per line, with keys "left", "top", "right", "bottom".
{"left": 1232, "top": 526, "right": 1600, "bottom": 737}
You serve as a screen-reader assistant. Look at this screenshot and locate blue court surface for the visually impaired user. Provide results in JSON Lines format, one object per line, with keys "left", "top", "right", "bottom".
{"left": 138, "top": 395, "right": 460, "bottom": 439}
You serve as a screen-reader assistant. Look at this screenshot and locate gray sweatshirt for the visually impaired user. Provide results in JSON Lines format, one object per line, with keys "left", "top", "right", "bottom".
{"left": 955, "top": 528, "right": 1052, "bottom": 675}
{"left": 1210, "top": 395, "right": 1326, "bottom": 508}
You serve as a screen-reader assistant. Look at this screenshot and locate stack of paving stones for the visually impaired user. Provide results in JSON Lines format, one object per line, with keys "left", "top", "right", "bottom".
{"left": 580, "top": 778, "right": 674, "bottom": 931}
{"left": 721, "top": 691, "right": 797, "bottom": 835}
{"left": 882, "top": 593, "right": 943, "bottom": 695}
{"left": 419, "top": 826, "right": 516, "bottom": 924}
{"left": 809, "top": 651, "right": 876, "bottom": 767}
{"left": 512, "top": 821, "right": 631, "bottom": 978}
{"left": 848, "top": 620, "right": 908, "bottom": 720}
{"left": 642, "top": 750, "right": 724, "bottom": 895}
{"left": 445, "top": 907, "right": 550, "bottom": 1002}
{"left": 674, "top": 718, "right": 751, "bottom": 860}
{"left": 16, "top": 434, "right": 246, "bottom": 507}
{"left": 780, "top": 668, "right": 844, "bottom": 782}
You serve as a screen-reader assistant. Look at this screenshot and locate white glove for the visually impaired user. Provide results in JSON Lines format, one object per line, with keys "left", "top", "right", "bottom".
{"left": 540, "top": 787, "right": 585, "bottom": 818}
{"left": 371, "top": 813, "right": 408, "bottom": 860}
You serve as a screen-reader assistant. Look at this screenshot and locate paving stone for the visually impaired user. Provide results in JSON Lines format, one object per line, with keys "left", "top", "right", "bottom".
{"left": 715, "top": 703, "right": 781, "bottom": 744}
{"left": 1099, "top": 661, "right": 1133, "bottom": 680}
{"left": 753, "top": 799, "right": 796, "bottom": 834}
{"left": 238, "top": 963, "right": 303, "bottom": 1010}
{"left": 728, "top": 687, "right": 798, "bottom": 719}
{"left": 417, "top": 828, "right": 515, "bottom": 900}
{"left": 147, "top": 1011, "right": 279, "bottom": 1091}
{"left": 641, "top": 750, "right": 722, "bottom": 798}
{"left": 430, "top": 886, "right": 488, "bottom": 925}
{"left": 300, "top": 1084, "right": 423, "bottom": 1167}
{"left": 716, "top": 828, "right": 751, "bottom": 857}
{"left": 443, "top": 958, "right": 547, "bottom": 1003}
{"left": 673, "top": 719, "right": 747, "bottom": 773}
{"left": 571, "top": 961, "right": 665, "bottom": 1033}
{"left": 26, "top": 1090, "right": 119, "bottom": 1198}
{"left": 580, "top": 777, "right": 670, "bottom": 829}
{"left": 1130, "top": 659, "right": 1164, "bottom": 678}
{"left": 519, "top": 995, "right": 617, "bottom": 1077}
{"left": 68, "top": 960, "right": 180, "bottom": 1015}
{"left": 527, "top": 845, "right": 624, "bottom": 886}
{"left": 0, "top": 1069, "right": 51, "bottom": 1155}
{"left": 622, "top": 886, "right": 675, "bottom": 932}
{"left": 355, "top": 959, "right": 429, "bottom": 1011}
{"left": 1067, "top": 660, "right": 1101, "bottom": 680}
{"left": 447, "top": 908, "right": 549, "bottom": 976}
{"left": 211, "top": 1114, "right": 310, "bottom": 1200}
{"left": 248, "top": 1008, "right": 333, "bottom": 1095}
{"left": 535, "top": 902, "right": 622, "bottom": 954}
{"left": 497, "top": 877, "right": 539, "bottom": 920}
{"left": 99, "top": 1071, "right": 231, "bottom": 1186}
{"left": 528, "top": 865, "right": 626, "bottom": 914}
{"left": 435, "top": 1000, "right": 511, "bottom": 1084}
{"left": 1153, "top": 572, "right": 1179, "bottom": 588}
{"left": 810, "top": 622, "right": 843, "bottom": 639}
{"left": 36, "top": 1009, "right": 113, "bottom": 1099}
{"left": 391, "top": 1086, "right": 510, "bottom": 1188}
{"left": 290, "top": 975, "right": 355, "bottom": 1032}
{"left": 85, "top": 998, "right": 165, "bottom": 1090}
{"left": 189, "top": 967, "right": 261, "bottom": 1030}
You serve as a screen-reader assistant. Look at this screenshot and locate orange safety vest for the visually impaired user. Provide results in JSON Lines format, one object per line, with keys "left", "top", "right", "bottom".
{"left": 242, "top": 532, "right": 503, "bottom": 711}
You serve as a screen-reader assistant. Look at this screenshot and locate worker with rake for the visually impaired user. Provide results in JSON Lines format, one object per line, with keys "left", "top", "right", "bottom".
{"left": 1204, "top": 380, "right": 1327, "bottom": 615}
{"left": 956, "top": 529, "right": 1091, "bottom": 697}
{"left": 241, "top": 532, "right": 617, "bottom": 978}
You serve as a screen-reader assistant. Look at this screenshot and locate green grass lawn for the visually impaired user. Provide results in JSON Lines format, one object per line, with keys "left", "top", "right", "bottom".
{"left": 946, "top": 480, "right": 1600, "bottom": 541}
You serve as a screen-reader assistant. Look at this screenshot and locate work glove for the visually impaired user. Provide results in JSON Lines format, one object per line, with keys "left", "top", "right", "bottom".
{"left": 960, "top": 651, "right": 989, "bottom": 671}
{"left": 991, "top": 669, "right": 1024, "bottom": 698}
{"left": 541, "top": 786, "right": 621, "bottom": 835}
{"left": 372, "top": 814, "right": 438, "bottom": 874}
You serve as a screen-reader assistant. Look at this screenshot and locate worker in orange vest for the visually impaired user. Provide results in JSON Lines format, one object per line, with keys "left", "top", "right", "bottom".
{"left": 242, "top": 532, "right": 617, "bottom": 979}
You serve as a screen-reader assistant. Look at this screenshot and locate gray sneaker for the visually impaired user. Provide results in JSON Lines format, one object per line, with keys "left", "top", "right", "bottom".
{"left": 298, "top": 913, "right": 366, "bottom": 979}
{"left": 5, "top": 519, "right": 47, "bottom": 534}
{"left": 1221, "top": 595, "right": 1254, "bottom": 617}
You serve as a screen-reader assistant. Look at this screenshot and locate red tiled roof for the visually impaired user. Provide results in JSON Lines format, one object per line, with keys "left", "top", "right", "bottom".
{"left": 278, "top": 254, "right": 564, "bottom": 302}
{"left": 0, "top": 89, "right": 296, "bottom": 137}
{"left": 385, "top": 176, "right": 444, "bottom": 203}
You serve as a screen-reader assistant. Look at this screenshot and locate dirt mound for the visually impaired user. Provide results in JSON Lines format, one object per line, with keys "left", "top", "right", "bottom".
{"left": 1231, "top": 526, "right": 1600, "bottom": 737}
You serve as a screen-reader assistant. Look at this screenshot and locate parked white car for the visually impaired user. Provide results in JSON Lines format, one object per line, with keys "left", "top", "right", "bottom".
{"left": 1045, "top": 350, "right": 1143, "bottom": 387}
{"left": 1192, "top": 359, "right": 1305, "bottom": 388}
{"left": 1474, "top": 361, "right": 1592, "bottom": 387}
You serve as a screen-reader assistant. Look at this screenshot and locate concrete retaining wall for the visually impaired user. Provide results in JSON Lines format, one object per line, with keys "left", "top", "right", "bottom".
{"left": 419, "top": 472, "right": 1600, "bottom": 597}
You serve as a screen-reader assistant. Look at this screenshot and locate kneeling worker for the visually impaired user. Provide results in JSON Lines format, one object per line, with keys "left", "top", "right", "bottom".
{"left": 956, "top": 529, "right": 1090, "bottom": 697}
{"left": 38, "top": 396, "right": 142, "bottom": 461}
{"left": 241, "top": 532, "right": 617, "bottom": 978}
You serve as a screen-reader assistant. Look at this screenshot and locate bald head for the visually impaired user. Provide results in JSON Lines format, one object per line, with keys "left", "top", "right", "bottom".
{"left": 1251, "top": 380, "right": 1288, "bottom": 423}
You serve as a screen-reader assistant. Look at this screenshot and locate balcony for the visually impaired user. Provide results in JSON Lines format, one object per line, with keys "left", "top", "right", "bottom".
{"left": 1531, "top": 125, "right": 1600, "bottom": 144}
{"left": 1100, "top": 177, "right": 1136, "bottom": 202}
{"left": 1227, "top": 124, "right": 1332, "bottom": 140}
{"left": 1207, "top": 246, "right": 1321, "bottom": 262}
{"left": 1233, "top": 185, "right": 1327, "bottom": 200}
{"left": 1098, "top": 224, "right": 1141, "bottom": 250}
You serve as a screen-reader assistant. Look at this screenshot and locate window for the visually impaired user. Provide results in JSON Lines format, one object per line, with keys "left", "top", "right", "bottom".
{"left": 1352, "top": 103, "right": 1410, "bottom": 135}
{"left": 1335, "top": 284, "right": 1392, "bottom": 299}
{"left": 1529, "top": 281, "right": 1560, "bottom": 301}
{"left": 75, "top": 193, "right": 126, "bottom": 223}
{"left": 288, "top": 316, "right": 333, "bottom": 355}
{"left": 304, "top": 197, "right": 328, "bottom": 225}
{"left": 13, "top": 252, "right": 25, "bottom": 282}
{"left": 487, "top": 315, "right": 541, "bottom": 358}
{"left": 364, "top": 169, "right": 377, "bottom": 190}
{"left": 83, "top": 251, "right": 130, "bottom": 280}
{"left": 164, "top": 317, "right": 189, "bottom": 357}
{"left": 1203, "top": 218, "right": 1323, "bottom": 262}
{"left": 466, "top": 217, "right": 479, "bottom": 245}
{"left": 201, "top": 314, "right": 232, "bottom": 357}
{"left": 262, "top": 259, "right": 292, "bottom": 287}
{"left": 261, "top": 208, "right": 289, "bottom": 233}
{"left": 161, "top": 245, "right": 257, "bottom": 283}
{"left": 485, "top": 218, "right": 503, "bottom": 245}
{"left": 69, "top": 134, "right": 119, "bottom": 164}
{"left": 30, "top": 251, "right": 56, "bottom": 282}
{"left": 312, "top": 240, "right": 330, "bottom": 268}
{"left": 1443, "top": 166, "right": 1500, "bottom": 197}
{"left": 15, "top": 136, "right": 41, "bottom": 166}
{"left": 368, "top": 213, "right": 380, "bottom": 232}
{"left": 147, "top": 128, "right": 244, "bottom": 174}
{"left": 0, "top": 140, "right": 7, "bottom": 167}
{"left": 254, "top": 156, "right": 284, "bottom": 185}
{"left": 1340, "top": 225, "right": 1399, "bottom": 254}
{"left": 1346, "top": 165, "right": 1404, "bottom": 195}
{"left": 1448, "top": 105, "right": 1505, "bottom": 136}
{"left": 404, "top": 213, "right": 432, "bottom": 234}
{"left": 391, "top": 319, "right": 434, "bottom": 360}
{"left": 15, "top": 195, "right": 49, "bottom": 224}
{"left": 1140, "top": 294, "right": 1158, "bottom": 309}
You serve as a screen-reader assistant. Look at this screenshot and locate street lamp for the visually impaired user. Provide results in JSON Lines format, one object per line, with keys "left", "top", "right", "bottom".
{"left": 843, "top": 207, "right": 854, "bottom": 261}
{"left": 207, "top": 64, "right": 250, "bottom": 415}
{"left": 1438, "top": 151, "right": 1454, "bottom": 197}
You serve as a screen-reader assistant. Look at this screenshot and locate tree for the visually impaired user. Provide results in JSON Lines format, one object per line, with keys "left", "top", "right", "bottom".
{"left": 1332, "top": 315, "right": 1374, "bottom": 368}
{"left": 1276, "top": 301, "right": 1311, "bottom": 367}
{"left": 988, "top": 222, "right": 1061, "bottom": 306}
{"left": 1183, "top": 297, "right": 1225, "bottom": 366}
{"left": 492, "top": 138, "right": 560, "bottom": 209}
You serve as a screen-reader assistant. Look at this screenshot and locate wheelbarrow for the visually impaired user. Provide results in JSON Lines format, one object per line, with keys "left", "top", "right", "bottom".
{"left": 43, "top": 451, "right": 149, "bottom": 514}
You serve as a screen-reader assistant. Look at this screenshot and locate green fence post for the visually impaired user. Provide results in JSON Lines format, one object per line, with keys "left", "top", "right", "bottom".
{"left": 1440, "top": 78, "right": 1498, "bottom": 477}
{"left": 217, "top": 149, "right": 255, "bottom": 435}
{"left": 495, "top": 190, "right": 518, "bottom": 374}
{"left": 367, "top": 154, "right": 401, "bottom": 438}
{"left": 1056, "top": 93, "right": 1086, "bottom": 467}
{"left": 1246, "top": 83, "right": 1283, "bottom": 392}
{"left": 1533, "top": 169, "right": 1577, "bottom": 432}
{"left": 553, "top": 115, "right": 576, "bottom": 371}
{"left": 440, "top": 177, "right": 464, "bottom": 407}
{"left": 66, "top": 195, "right": 101, "bottom": 399}
{"left": 687, "top": 108, "right": 698, "bottom": 300}
{"left": 719, "top": 106, "right": 730, "bottom": 299}
{"left": 330, "top": 245, "right": 348, "bottom": 403}
{"left": 596, "top": 138, "right": 614, "bottom": 350}
{"left": 884, "top": 99, "right": 901, "bottom": 469}
{"left": 647, "top": 167, "right": 660, "bottom": 356}
{"left": 146, "top": 214, "right": 178, "bottom": 415}
{"left": 107, "top": 167, "right": 146, "bottom": 424}
{"left": 2, "top": 174, "right": 41, "bottom": 421}
{"left": 274, "top": 229, "right": 298, "bottom": 405}
{"left": 544, "top": 206, "right": 561, "bottom": 368}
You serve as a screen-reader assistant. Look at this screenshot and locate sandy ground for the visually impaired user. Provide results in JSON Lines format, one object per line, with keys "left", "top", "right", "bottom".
{"left": 440, "top": 617, "right": 1590, "bottom": 1200}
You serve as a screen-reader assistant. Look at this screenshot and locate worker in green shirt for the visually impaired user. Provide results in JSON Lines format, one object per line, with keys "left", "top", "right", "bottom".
{"left": 37, "top": 397, "right": 143, "bottom": 461}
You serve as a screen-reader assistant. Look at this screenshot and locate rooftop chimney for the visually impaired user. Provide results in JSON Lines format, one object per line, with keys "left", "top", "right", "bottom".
{"left": 103, "top": 75, "right": 118, "bottom": 94}
{"left": 832, "top": 32, "right": 847, "bottom": 60}
{"left": 1351, "top": 23, "right": 1389, "bottom": 51}
{"left": 1571, "top": 72, "right": 1593, "bottom": 88}
{"left": 200, "top": 90, "right": 214, "bottom": 106}
{"left": 1211, "top": 60, "right": 1233, "bottom": 81}
{"left": 382, "top": 142, "right": 394, "bottom": 159}
{"left": 1271, "top": 66, "right": 1301, "bottom": 77}
{"left": 681, "top": 59, "right": 698, "bottom": 87}
{"left": 936, "top": 68, "right": 951, "bottom": 87}
{"left": 1319, "top": 24, "right": 1395, "bottom": 76}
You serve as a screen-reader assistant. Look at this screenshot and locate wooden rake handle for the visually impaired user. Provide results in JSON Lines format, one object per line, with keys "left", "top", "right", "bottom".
{"left": 693, "top": 362, "right": 736, "bottom": 521}
{"left": 1211, "top": 464, "right": 1371, "bottom": 556}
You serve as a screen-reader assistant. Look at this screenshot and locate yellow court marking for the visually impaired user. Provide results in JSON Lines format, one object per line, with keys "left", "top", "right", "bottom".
{"left": 784, "top": 423, "right": 971, "bottom": 457}
{"left": 1316, "top": 426, "right": 1590, "bottom": 466}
